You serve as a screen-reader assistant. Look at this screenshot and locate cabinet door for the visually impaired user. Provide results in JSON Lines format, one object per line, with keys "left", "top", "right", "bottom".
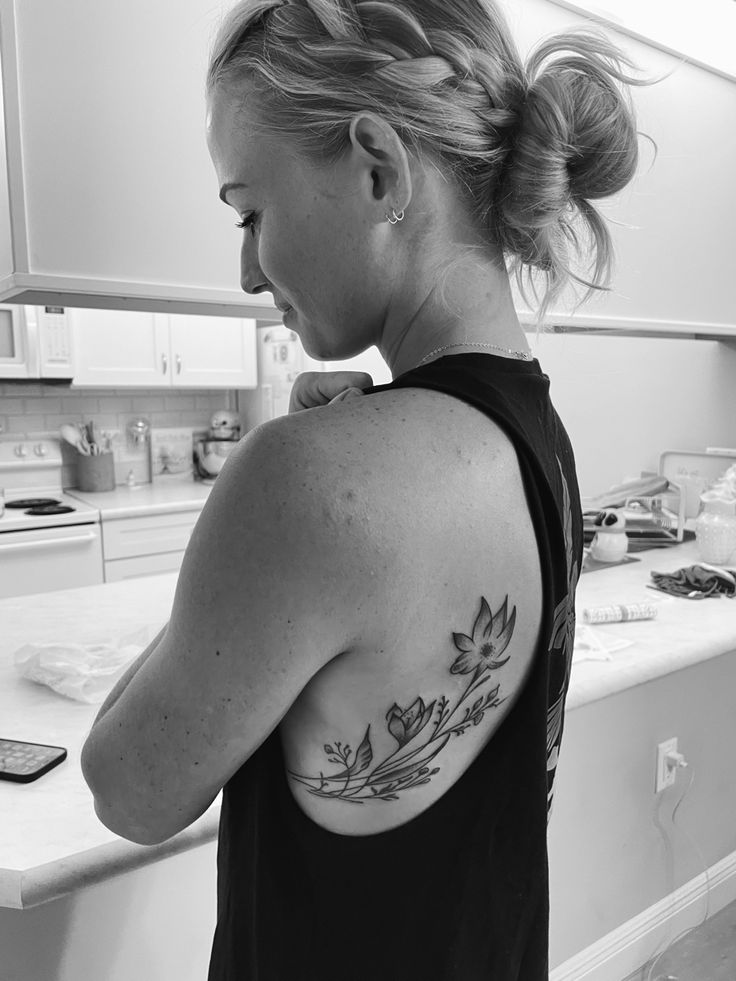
{"left": 168, "top": 315, "right": 257, "bottom": 388}
{"left": 104, "top": 551, "right": 187, "bottom": 583}
{"left": 101, "top": 511, "right": 202, "bottom": 560}
{"left": 71, "top": 309, "right": 170, "bottom": 387}
{"left": 0, "top": 0, "right": 276, "bottom": 318}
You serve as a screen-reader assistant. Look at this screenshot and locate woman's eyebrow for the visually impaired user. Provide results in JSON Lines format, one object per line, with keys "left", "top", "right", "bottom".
{"left": 219, "top": 181, "right": 248, "bottom": 204}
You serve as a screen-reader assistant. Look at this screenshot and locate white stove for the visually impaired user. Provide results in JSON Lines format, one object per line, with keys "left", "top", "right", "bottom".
{"left": 0, "top": 437, "right": 104, "bottom": 598}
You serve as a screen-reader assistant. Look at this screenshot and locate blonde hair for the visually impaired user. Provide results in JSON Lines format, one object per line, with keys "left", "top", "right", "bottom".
{"left": 208, "top": 0, "right": 651, "bottom": 324}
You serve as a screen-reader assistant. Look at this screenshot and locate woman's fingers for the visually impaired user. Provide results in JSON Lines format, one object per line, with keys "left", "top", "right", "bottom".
{"left": 289, "top": 371, "right": 373, "bottom": 412}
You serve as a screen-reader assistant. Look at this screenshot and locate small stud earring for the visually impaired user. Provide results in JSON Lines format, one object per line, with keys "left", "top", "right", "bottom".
{"left": 385, "top": 207, "right": 405, "bottom": 225}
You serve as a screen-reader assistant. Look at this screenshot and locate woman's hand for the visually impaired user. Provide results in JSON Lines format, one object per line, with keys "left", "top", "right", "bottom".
{"left": 289, "top": 371, "right": 373, "bottom": 413}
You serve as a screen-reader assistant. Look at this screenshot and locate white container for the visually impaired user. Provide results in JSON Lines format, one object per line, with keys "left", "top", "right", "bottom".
{"left": 694, "top": 494, "right": 736, "bottom": 565}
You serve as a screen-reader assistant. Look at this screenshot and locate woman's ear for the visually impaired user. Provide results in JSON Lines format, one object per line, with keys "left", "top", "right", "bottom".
{"left": 347, "top": 112, "right": 413, "bottom": 218}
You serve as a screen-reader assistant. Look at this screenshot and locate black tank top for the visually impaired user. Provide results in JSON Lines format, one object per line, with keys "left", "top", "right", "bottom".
{"left": 208, "top": 353, "right": 584, "bottom": 981}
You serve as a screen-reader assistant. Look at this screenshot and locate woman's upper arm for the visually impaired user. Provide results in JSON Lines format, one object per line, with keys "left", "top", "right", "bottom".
{"left": 81, "top": 416, "right": 369, "bottom": 845}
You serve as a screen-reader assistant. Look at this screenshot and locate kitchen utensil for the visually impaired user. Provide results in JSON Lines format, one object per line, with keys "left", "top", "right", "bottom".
{"left": 76, "top": 423, "right": 92, "bottom": 455}
{"left": 87, "top": 420, "right": 98, "bottom": 454}
{"left": 60, "top": 424, "right": 90, "bottom": 455}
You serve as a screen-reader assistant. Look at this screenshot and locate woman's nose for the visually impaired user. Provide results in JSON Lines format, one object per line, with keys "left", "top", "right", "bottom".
{"left": 240, "top": 242, "right": 268, "bottom": 295}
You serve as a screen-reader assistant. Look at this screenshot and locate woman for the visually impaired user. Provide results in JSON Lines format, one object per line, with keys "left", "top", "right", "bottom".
{"left": 82, "top": 1, "right": 645, "bottom": 977}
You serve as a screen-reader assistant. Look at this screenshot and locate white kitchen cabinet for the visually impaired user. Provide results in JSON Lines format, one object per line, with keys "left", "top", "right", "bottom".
{"left": 168, "top": 314, "right": 257, "bottom": 387}
{"left": 103, "top": 550, "right": 190, "bottom": 583}
{"left": 101, "top": 509, "right": 203, "bottom": 582}
{"left": 71, "top": 309, "right": 257, "bottom": 388}
{"left": 0, "top": 0, "right": 734, "bottom": 337}
{"left": 0, "top": 0, "right": 276, "bottom": 318}
{"left": 506, "top": 0, "right": 736, "bottom": 338}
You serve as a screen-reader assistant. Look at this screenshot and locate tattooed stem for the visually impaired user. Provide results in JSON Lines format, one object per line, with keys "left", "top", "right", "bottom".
{"left": 433, "top": 668, "right": 488, "bottom": 739}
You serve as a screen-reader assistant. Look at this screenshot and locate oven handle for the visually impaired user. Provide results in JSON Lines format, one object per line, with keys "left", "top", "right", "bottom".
{"left": 0, "top": 532, "right": 98, "bottom": 553}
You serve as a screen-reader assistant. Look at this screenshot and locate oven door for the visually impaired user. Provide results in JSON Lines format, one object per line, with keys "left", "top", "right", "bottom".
{"left": 0, "top": 523, "right": 104, "bottom": 598}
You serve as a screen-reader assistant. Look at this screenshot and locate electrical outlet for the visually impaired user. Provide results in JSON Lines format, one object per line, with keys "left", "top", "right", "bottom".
{"left": 655, "top": 737, "right": 678, "bottom": 793}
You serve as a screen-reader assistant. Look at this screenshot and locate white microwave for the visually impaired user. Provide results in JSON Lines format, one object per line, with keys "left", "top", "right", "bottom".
{"left": 0, "top": 304, "right": 73, "bottom": 379}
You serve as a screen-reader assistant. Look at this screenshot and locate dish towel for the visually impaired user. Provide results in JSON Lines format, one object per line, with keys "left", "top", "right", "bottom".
{"left": 650, "top": 563, "right": 736, "bottom": 599}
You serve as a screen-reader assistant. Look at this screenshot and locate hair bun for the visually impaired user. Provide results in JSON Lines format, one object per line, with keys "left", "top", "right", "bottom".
{"left": 495, "top": 29, "right": 649, "bottom": 321}
{"left": 525, "top": 31, "right": 639, "bottom": 200}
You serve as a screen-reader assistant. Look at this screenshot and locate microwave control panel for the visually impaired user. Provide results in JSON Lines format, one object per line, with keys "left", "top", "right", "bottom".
{"left": 37, "top": 305, "right": 73, "bottom": 375}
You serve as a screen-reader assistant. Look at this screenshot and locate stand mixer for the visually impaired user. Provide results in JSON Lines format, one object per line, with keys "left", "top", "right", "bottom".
{"left": 194, "top": 410, "right": 242, "bottom": 480}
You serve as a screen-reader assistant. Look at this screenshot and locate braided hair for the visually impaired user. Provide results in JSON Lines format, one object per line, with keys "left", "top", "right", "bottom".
{"left": 207, "top": 0, "right": 649, "bottom": 324}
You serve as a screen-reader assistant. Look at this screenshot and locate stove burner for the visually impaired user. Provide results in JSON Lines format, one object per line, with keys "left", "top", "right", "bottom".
{"left": 24, "top": 503, "right": 76, "bottom": 516}
{"left": 6, "top": 497, "right": 61, "bottom": 509}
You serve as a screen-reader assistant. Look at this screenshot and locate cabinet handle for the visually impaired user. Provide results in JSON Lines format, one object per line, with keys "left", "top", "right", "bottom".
{"left": 162, "top": 353, "right": 168, "bottom": 374}
{"left": 176, "top": 353, "right": 182, "bottom": 374}
{"left": 0, "top": 532, "right": 97, "bottom": 553}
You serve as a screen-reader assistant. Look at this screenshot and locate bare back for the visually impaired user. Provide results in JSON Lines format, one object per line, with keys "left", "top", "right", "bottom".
{"left": 279, "top": 385, "right": 544, "bottom": 836}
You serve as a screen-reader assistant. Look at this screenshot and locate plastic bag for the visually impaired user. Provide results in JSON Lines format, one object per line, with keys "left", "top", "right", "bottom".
{"left": 13, "top": 624, "right": 163, "bottom": 704}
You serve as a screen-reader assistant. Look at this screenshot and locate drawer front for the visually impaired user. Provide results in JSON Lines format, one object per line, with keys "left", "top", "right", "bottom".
{"left": 102, "top": 511, "right": 201, "bottom": 560}
{"left": 104, "top": 550, "right": 186, "bottom": 582}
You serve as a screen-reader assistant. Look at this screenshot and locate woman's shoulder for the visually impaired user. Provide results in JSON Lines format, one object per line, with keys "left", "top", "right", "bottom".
{"left": 247, "top": 384, "right": 528, "bottom": 535}
{"left": 271, "top": 383, "right": 515, "bottom": 468}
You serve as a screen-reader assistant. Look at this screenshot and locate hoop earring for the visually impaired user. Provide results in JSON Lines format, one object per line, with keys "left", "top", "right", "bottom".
{"left": 385, "top": 207, "right": 405, "bottom": 225}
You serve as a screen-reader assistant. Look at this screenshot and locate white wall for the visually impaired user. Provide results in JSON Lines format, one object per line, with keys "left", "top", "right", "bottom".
{"left": 529, "top": 333, "right": 736, "bottom": 497}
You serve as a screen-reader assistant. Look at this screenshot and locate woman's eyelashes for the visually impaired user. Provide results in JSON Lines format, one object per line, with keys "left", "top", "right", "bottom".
{"left": 235, "top": 212, "right": 259, "bottom": 236}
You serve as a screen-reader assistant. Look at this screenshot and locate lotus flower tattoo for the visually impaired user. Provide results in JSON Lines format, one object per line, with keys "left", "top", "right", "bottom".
{"left": 287, "top": 595, "right": 516, "bottom": 804}
{"left": 450, "top": 596, "right": 516, "bottom": 677}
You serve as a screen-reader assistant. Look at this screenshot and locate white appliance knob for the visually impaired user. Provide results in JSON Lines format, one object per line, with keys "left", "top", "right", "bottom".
{"left": 34, "top": 443, "right": 48, "bottom": 457}
{"left": 15, "top": 443, "right": 28, "bottom": 457}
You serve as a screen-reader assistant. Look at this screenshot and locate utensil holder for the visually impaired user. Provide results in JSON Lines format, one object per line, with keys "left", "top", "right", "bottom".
{"left": 76, "top": 452, "right": 115, "bottom": 492}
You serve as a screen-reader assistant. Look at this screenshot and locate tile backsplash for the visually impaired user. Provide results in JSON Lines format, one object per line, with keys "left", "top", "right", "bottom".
{"left": 0, "top": 381, "right": 236, "bottom": 487}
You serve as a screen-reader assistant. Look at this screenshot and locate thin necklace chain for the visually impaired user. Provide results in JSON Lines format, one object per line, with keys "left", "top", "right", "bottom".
{"left": 417, "top": 341, "right": 533, "bottom": 367}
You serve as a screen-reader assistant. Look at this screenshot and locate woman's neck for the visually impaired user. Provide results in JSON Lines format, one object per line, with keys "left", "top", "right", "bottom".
{"left": 379, "top": 251, "right": 530, "bottom": 379}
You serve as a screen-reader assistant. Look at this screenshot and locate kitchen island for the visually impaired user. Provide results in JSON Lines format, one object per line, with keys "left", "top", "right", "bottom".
{"left": 1, "top": 541, "right": 734, "bottom": 980}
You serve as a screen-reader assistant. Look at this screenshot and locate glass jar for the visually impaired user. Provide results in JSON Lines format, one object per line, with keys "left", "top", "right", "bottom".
{"left": 695, "top": 494, "right": 736, "bottom": 565}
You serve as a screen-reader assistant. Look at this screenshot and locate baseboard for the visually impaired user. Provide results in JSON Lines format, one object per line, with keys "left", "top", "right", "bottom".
{"left": 550, "top": 848, "right": 736, "bottom": 981}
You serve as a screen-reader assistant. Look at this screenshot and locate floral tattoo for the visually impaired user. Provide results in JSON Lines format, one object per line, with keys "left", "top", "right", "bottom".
{"left": 287, "top": 595, "right": 516, "bottom": 804}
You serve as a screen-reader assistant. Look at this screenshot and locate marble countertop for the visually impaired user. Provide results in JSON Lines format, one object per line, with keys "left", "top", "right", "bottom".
{"left": 0, "top": 573, "right": 219, "bottom": 910}
{"left": 570, "top": 539, "right": 736, "bottom": 709}
{"left": 66, "top": 479, "right": 213, "bottom": 520}
{"left": 1, "top": 540, "right": 734, "bottom": 909}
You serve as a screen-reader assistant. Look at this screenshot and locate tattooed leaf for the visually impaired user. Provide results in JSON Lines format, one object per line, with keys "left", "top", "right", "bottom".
{"left": 324, "top": 744, "right": 334, "bottom": 754}
{"left": 472, "top": 698, "right": 483, "bottom": 712}
{"left": 351, "top": 727, "right": 373, "bottom": 775}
